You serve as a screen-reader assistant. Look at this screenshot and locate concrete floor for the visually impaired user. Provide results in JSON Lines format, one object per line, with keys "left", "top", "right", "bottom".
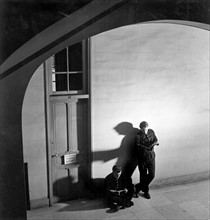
{"left": 27, "top": 180, "right": 209, "bottom": 220}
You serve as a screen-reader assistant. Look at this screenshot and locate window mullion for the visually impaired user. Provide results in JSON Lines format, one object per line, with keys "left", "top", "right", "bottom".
{"left": 66, "top": 47, "right": 70, "bottom": 92}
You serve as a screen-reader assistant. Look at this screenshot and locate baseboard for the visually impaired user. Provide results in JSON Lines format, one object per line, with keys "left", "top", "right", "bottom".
{"left": 151, "top": 171, "right": 210, "bottom": 189}
{"left": 30, "top": 197, "right": 49, "bottom": 209}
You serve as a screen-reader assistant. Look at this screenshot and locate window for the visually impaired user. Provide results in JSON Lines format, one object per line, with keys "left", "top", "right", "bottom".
{"left": 49, "top": 40, "right": 88, "bottom": 95}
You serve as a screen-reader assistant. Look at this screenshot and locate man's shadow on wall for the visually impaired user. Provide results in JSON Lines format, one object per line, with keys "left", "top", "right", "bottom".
{"left": 58, "top": 122, "right": 139, "bottom": 212}
{"left": 91, "top": 122, "right": 139, "bottom": 194}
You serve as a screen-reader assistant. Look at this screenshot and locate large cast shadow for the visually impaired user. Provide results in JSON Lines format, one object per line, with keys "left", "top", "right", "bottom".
{"left": 92, "top": 121, "right": 139, "bottom": 180}
{"left": 58, "top": 122, "right": 139, "bottom": 211}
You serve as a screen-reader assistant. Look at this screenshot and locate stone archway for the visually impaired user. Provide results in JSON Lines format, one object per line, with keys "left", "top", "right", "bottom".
{"left": 0, "top": 0, "right": 209, "bottom": 219}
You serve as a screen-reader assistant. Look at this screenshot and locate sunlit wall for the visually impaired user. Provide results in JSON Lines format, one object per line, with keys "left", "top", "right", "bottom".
{"left": 22, "top": 64, "right": 48, "bottom": 206}
{"left": 91, "top": 23, "right": 209, "bottom": 183}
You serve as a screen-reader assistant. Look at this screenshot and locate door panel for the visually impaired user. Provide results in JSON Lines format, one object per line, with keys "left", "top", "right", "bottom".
{"left": 50, "top": 96, "right": 89, "bottom": 202}
{"left": 54, "top": 103, "right": 68, "bottom": 153}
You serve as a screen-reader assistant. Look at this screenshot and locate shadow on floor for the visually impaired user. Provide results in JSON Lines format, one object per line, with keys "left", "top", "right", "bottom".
{"left": 58, "top": 197, "right": 132, "bottom": 214}
{"left": 58, "top": 198, "right": 107, "bottom": 212}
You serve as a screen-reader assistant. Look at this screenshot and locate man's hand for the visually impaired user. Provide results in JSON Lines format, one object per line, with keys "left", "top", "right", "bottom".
{"left": 110, "top": 189, "right": 128, "bottom": 195}
{"left": 110, "top": 190, "right": 118, "bottom": 193}
{"left": 151, "top": 142, "right": 159, "bottom": 147}
{"left": 138, "top": 142, "right": 159, "bottom": 151}
{"left": 149, "top": 142, "right": 159, "bottom": 150}
{"left": 110, "top": 190, "right": 121, "bottom": 195}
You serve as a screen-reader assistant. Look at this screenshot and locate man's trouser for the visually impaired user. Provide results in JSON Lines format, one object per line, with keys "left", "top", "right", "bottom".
{"left": 135, "top": 151, "right": 155, "bottom": 193}
{"left": 106, "top": 192, "right": 129, "bottom": 207}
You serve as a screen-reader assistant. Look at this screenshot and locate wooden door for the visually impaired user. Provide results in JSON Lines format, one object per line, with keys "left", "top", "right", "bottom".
{"left": 50, "top": 95, "right": 89, "bottom": 202}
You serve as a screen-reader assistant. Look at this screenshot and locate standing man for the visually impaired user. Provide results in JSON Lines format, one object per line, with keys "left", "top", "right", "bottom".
{"left": 134, "top": 121, "right": 159, "bottom": 199}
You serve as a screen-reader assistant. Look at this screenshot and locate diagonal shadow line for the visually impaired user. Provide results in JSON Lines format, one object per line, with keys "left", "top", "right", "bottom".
{"left": 0, "top": 0, "right": 128, "bottom": 80}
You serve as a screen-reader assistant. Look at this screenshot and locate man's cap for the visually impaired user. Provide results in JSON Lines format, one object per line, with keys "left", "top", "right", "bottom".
{"left": 139, "top": 121, "right": 149, "bottom": 128}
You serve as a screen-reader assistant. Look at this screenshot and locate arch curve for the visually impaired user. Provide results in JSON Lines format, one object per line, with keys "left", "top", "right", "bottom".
{"left": 1, "top": 0, "right": 210, "bottom": 79}
{"left": 0, "top": 0, "right": 209, "bottom": 219}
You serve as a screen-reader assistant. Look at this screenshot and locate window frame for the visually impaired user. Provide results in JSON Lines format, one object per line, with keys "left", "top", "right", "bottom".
{"left": 48, "top": 39, "right": 88, "bottom": 96}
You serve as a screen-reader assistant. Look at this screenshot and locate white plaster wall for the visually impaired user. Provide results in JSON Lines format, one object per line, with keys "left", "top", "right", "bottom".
{"left": 91, "top": 23, "right": 209, "bottom": 183}
{"left": 22, "top": 64, "right": 48, "bottom": 201}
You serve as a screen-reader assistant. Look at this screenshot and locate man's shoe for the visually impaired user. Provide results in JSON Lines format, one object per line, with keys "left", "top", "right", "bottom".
{"left": 130, "top": 201, "right": 134, "bottom": 206}
{"left": 144, "top": 192, "right": 151, "bottom": 199}
{"left": 133, "top": 192, "right": 139, "bottom": 198}
{"left": 115, "top": 205, "right": 121, "bottom": 210}
{"left": 124, "top": 201, "right": 132, "bottom": 207}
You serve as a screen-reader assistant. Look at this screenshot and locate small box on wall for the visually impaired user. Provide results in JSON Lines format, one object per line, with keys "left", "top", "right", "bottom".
{"left": 64, "top": 153, "right": 77, "bottom": 164}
